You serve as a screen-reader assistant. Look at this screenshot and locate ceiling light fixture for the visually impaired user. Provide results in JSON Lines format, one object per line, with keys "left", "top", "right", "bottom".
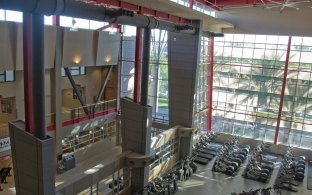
{"left": 262, "top": 0, "right": 312, "bottom": 14}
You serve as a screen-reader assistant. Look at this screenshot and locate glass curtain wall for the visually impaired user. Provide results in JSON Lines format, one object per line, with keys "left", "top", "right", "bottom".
{"left": 119, "top": 28, "right": 169, "bottom": 122}
{"left": 119, "top": 26, "right": 136, "bottom": 99}
{"left": 278, "top": 37, "right": 312, "bottom": 148}
{"left": 148, "top": 29, "right": 169, "bottom": 122}
{"left": 170, "top": 0, "right": 216, "bottom": 16}
{"left": 194, "top": 37, "right": 210, "bottom": 131}
{"left": 120, "top": 34, "right": 136, "bottom": 99}
{"left": 213, "top": 34, "right": 288, "bottom": 142}
{"left": 212, "top": 34, "right": 312, "bottom": 149}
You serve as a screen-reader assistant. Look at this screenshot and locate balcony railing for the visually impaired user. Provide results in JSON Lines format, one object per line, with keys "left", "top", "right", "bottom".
{"left": 62, "top": 120, "right": 116, "bottom": 154}
{"left": 62, "top": 99, "right": 118, "bottom": 127}
{"left": 152, "top": 113, "right": 169, "bottom": 124}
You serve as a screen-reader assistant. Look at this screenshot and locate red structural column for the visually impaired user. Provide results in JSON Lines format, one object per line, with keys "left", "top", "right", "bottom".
{"left": 274, "top": 36, "right": 292, "bottom": 144}
{"left": 134, "top": 28, "right": 143, "bottom": 103}
{"left": 116, "top": 24, "right": 122, "bottom": 33}
{"left": 52, "top": 15, "right": 60, "bottom": 26}
{"left": 207, "top": 37, "right": 214, "bottom": 131}
{"left": 189, "top": 0, "right": 194, "bottom": 8}
{"left": 23, "top": 13, "right": 34, "bottom": 133}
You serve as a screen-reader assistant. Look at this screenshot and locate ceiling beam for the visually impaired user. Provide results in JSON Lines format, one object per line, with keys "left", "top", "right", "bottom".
{"left": 202, "top": 0, "right": 286, "bottom": 8}
{"left": 94, "top": 0, "right": 190, "bottom": 24}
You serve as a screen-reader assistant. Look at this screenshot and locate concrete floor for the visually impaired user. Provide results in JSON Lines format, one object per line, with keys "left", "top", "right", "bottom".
{"left": 176, "top": 158, "right": 311, "bottom": 195}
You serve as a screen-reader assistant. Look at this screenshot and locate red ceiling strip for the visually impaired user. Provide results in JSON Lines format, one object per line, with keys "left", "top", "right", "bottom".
{"left": 96, "top": 0, "right": 120, "bottom": 7}
{"left": 140, "top": 7, "right": 155, "bottom": 16}
{"left": 119, "top": 1, "right": 139, "bottom": 11}
{"left": 168, "top": 15, "right": 180, "bottom": 23}
{"left": 155, "top": 11, "right": 168, "bottom": 19}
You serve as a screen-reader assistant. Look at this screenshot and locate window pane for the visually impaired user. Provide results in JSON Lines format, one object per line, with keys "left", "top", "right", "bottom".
{"left": 61, "top": 68, "right": 66, "bottom": 76}
{"left": 80, "top": 67, "right": 86, "bottom": 75}
{"left": 44, "top": 15, "right": 53, "bottom": 25}
{"left": 60, "top": 16, "right": 72, "bottom": 27}
{"left": 5, "top": 10, "right": 22, "bottom": 22}
{"left": 89, "top": 20, "right": 105, "bottom": 30}
{"left": 0, "top": 9, "right": 4, "bottom": 20}
{"left": 74, "top": 18, "right": 90, "bottom": 29}
{"left": 71, "top": 69, "right": 80, "bottom": 76}
{"left": 5, "top": 71, "right": 14, "bottom": 81}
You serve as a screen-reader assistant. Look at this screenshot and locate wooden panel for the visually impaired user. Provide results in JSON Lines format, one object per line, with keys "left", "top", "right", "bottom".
{"left": 62, "top": 28, "right": 95, "bottom": 67}
{"left": 96, "top": 31, "right": 121, "bottom": 66}
{"left": 0, "top": 21, "right": 16, "bottom": 71}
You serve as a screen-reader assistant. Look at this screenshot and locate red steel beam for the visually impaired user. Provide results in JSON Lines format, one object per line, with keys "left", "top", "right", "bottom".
{"left": 52, "top": 15, "right": 60, "bottom": 26}
{"left": 194, "top": 0, "right": 222, "bottom": 10}
{"left": 274, "top": 36, "right": 292, "bottom": 144}
{"left": 189, "top": 0, "right": 194, "bottom": 8}
{"left": 119, "top": 1, "right": 139, "bottom": 10}
{"left": 134, "top": 27, "right": 143, "bottom": 103}
{"left": 116, "top": 24, "right": 122, "bottom": 33}
{"left": 95, "top": 0, "right": 190, "bottom": 24}
{"left": 23, "top": 13, "right": 34, "bottom": 134}
{"left": 207, "top": 37, "right": 214, "bottom": 132}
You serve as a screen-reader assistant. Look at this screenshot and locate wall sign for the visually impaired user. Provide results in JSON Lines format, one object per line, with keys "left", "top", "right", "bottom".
{"left": 0, "top": 137, "right": 10, "bottom": 153}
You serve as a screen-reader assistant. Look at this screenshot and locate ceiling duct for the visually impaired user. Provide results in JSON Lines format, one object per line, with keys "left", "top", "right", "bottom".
{"left": 0, "top": 0, "right": 197, "bottom": 33}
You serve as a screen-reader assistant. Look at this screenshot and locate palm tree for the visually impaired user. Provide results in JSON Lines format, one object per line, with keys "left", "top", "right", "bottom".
{"left": 213, "top": 49, "right": 312, "bottom": 142}
{"left": 148, "top": 29, "right": 168, "bottom": 116}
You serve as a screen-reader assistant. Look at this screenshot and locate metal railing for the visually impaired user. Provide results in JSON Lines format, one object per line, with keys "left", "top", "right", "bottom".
{"left": 62, "top": 120, "right": 117, "bottom": 154}
{"left": 62, "top": 99, "right": 117, "bottom": 122}
{"left": 152, "top": 113, "right": 169, "bottom": 124}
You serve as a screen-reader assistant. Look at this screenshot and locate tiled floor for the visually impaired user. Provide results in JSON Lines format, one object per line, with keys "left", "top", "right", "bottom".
{"left": 176, "top": 158, "right": 311, "bottom": 195}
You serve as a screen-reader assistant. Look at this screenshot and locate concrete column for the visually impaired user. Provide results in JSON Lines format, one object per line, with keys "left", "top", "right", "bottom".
{"left": 168, "top": 21, "right": 201, "bottom": 128}
{"left": 9, "top": 120, "right": 55, "bottom": 195}
{"left": 178, "top": 127, "right": 197, "bottom": 159}
{"left": 120, "top": 98, "right": 152, "bottom": 193}
{"left": 51, "top": 27, "right": 63, "bottom": 156}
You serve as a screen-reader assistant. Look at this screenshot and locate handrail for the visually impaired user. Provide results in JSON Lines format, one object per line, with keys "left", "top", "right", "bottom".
{"left": 62, "top": 99, "right": 117, "bottom": 122}
{"left": 152, "top": 112, "right": 169, "bottom": 124}
{"left": 68, "top": 99, "right": 117, "bottom": 111}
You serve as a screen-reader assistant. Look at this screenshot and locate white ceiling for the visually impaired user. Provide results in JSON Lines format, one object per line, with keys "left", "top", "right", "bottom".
{"left": 216, "top": 4, "right": 312, "bottom": 36}
{"left": 120, "top": 0, "right": 312, "bottom": 36}
{"left": 120, "top": 0, "right": 234, "bottom": 33}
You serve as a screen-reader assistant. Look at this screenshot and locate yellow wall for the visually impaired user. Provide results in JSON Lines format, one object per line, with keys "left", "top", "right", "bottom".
{"left": 0, "top": 97, "right": 16, "bottom": 125}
